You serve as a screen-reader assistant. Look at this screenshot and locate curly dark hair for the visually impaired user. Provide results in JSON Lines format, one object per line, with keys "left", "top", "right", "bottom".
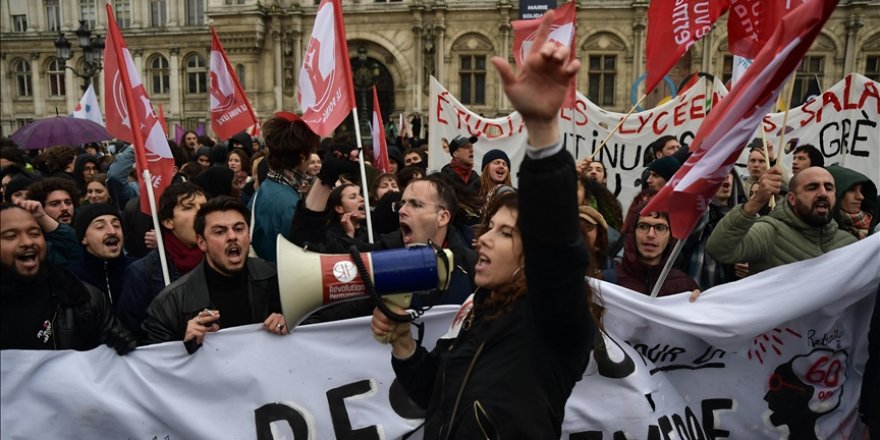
{"left": 26, "top": 177, "right": 80, "bottom": 208}
{"left": 41, "top": 146, "right": 77, "bottom": 175}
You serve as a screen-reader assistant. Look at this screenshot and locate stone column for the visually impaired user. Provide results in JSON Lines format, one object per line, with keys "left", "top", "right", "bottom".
{"left": 631, "top": 18, "right": 646, "bottom": 89}
{"left": 0, "top": 54, "right": 10, "bottom": 124}
{"left": 498, "top": 22, "right": 511, "bottom": 110}
{"left": 273, "top": 26, "right": 283, "bottom": 111}
{"left": 843, "top": 13, "right": 863, "bottom": 75}
{"left": 412, "top": 24, "right": 424, "bottom": 111}
{"left": 65, "top": 68, "right": 77, "bottom": 112}
{"left": 31, "top": 53, "right": 45, "bottom": 116}
{"left": 132, "top": 48, "right": 144, "bottom": 78}
{"left": 169, "top": 48, "right": 182, "bottom": 125}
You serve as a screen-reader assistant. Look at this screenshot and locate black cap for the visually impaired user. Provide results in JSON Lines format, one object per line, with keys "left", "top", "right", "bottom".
{"left": 449, "top": 135, "right": 478, "bottom": 155}
{"left": 74, "top": 203, "right": 119, "bottom": 241}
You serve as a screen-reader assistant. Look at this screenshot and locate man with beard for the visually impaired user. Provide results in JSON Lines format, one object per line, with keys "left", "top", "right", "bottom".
{"left": 141, "top": 196, "right": 285, "bottom": 353}
{"left": 707, "top": 166, "right": 856, "bottom": 274}
{"left": 0, "top": 205, "right": 136, "bottom": 354}
{"left": 26, "top": 177, "right": 79, "bottom": 225}
{"left": 68, "top": 203, "right": 135, "bottom": 308}
{"left": 18, "top": 178, "right": 82, "bottom": 267}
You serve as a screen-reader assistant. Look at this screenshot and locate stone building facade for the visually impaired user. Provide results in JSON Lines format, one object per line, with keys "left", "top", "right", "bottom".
{"left": 1, "top": 0, "right": 878, "bottom": 139}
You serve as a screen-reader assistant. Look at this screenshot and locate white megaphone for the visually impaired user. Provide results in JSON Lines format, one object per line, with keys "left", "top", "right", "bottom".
{"left": 276, "top": 235, "right": 454, "bottom": 330}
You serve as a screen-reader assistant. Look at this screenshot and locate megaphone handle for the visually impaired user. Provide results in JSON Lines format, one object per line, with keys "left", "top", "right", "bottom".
{"left": 372, "top": 293, "right": 412, "bottom": 344}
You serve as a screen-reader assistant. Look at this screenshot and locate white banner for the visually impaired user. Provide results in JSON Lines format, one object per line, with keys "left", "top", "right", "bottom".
{"left": 429, "top": 74, "right": 879, "bottom": 212}
{"left": 2, "top": 236, "right": 878, "bottom": 439}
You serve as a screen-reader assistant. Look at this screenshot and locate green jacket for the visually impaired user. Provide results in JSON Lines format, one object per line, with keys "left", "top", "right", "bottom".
{"left": 706, "top": 201, "right": 857, "bottom": 274}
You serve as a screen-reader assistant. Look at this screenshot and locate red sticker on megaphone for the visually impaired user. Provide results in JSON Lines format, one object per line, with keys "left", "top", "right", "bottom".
{"left": 320, "top": 254, "right": 373, "bottom": 303}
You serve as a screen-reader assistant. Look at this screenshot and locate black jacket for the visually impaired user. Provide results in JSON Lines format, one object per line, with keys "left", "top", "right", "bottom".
{"left": 67, "top": 251, "right": 136, "bottom": 308}
{"left": 393, "top": 148, "right": 596, "bottom": 439}
{"left": 140, "top": 258, "right": 280, "bottom": 347}
{"left": 0, "top": 263, "right": 137, "bottom": 354}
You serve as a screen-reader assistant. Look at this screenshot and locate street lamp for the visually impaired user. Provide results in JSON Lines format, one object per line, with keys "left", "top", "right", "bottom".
{"left": 353, "top": 46, "right": 381, "bottom": 137}
{"left": 54, "top": 20, "right": 105, "bottom": 92}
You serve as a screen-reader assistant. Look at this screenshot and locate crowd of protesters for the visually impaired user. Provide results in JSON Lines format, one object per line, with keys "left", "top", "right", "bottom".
{"left": 1, "top": 82, "right": 878, "bottom": 434}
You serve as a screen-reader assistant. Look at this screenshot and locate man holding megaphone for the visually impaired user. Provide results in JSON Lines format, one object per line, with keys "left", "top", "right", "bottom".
{"left": 287, "top": 141, "right": 478, "bottom": 316}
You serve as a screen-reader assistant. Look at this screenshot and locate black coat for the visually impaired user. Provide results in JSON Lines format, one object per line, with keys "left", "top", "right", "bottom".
{"left": 140, "top": 259, "right": 280, "bottom": 347}
{"left": 0, "top": 262, "right": 137, "bottom": 354}
{"left": 393, "top": 148, "right": 596, "bottom": 439}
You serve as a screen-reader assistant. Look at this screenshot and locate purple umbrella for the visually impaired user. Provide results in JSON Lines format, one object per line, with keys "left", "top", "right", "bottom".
{"left": 10, "top": 116, "right": 112, "bottom": 150}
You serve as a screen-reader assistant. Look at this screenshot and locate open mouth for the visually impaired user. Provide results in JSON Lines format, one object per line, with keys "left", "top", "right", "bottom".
{"left": 814, "top": 200, "right": 830, "bottom": 213}
{"left": 400, "top": 222, "right": 413, "bottom": 244}
{"left": 58, "top": 213, "right": 72, "bottom": 223}
{"left": 16, "top": 250, "right": 39, "bottom": 269}
{"left": 226, "top": 244, "right": 243, "bottom": 263}
{"left": 475, "top": 254, "right": 490, "bottom": 272}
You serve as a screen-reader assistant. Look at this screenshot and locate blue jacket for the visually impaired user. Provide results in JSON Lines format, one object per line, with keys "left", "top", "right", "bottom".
{"left": 250, "top": 179, "right": 300, "bottom": 263}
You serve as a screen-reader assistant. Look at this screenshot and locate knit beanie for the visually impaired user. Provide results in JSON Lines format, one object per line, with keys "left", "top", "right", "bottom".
{"left": 481, "top": 149, "right": 511, "bottom": 171}
{"left": 648, "top": 156, "right": 681, "bottom": 181}
{"left": 3, "top": 175, "right": 36, "bottom": 203}
{"left": 74, "top": 203, "right": 119, "bottom": 241}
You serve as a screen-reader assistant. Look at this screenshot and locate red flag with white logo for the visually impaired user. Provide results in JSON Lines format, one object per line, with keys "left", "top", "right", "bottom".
{"left": 512, "top": 2, "right": 577, "bottom": 108}
{"left": 645, "top": 0, "right": 729, "bottom": 95}
{"left": 642, "top": 0, "right": 838, "bottom": 240}
{"left": 727, "top": 0, "right": 809, "bottom": 59}
{"left": 103, "top": 4, "right": 174, "bottom": 216}
{"left": 297, "top": 0, "right": 356, "bottom": 137}
{"left": 210, "top": 27, "right": 258, "bottom": 140}
{"left": 371, "top": 87, "right": 390, "bottom": 173}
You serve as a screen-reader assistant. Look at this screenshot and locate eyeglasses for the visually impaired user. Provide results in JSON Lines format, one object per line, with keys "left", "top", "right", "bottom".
{"left": 635, "top": 223, "right": 669, "bottom": 234}
{"left": 392, "top": 199, "right": 446, "bottom": 213}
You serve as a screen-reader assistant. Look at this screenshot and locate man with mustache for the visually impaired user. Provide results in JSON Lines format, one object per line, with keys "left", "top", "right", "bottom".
{"left": 25, "top": 177, "right": 79, "bottom": 225}
{"left": 68, "top": 203, "right": 135, "bottom": 309}
{"left": 141, "top": 196, "right": 285, "bottom": 353}
{"left": 21, "top": 177, "right": 82, "bottom": 267}
{"left": 707, "top": 166, "right": 856, "bottom": 274}
{"left": 0, "top": 204, "right": 136, "bottom": 354}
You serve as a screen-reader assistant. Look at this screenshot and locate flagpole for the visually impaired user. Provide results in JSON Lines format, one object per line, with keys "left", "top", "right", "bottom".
{"left": 649, "top": 238, "right": 685, "bottom": 298}
{"left": 143, "top": 169, "right": 171, "bottom": 286}
{"left": 776, "top": 75, "right": 796, "bottom": 159}
{"left": 759, "top": 125, "right": 776, "bottom": 209}
{"left": 587, "top": 94, "right": 647, "bottom": 161}
{"left": 351, "top": 109, "right": 375, "bottom": 243}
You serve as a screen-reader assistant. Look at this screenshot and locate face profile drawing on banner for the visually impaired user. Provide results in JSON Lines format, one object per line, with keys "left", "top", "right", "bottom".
{"left": 763, "top": 348, "right": 848, "bottom": 440}
{"left": 299, "top": 2, "right": 337, "bottom": 116}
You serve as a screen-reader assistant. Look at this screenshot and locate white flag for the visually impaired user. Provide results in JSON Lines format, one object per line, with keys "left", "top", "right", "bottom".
{"left": 72, "top": 84, "right": 104, "bottom": 126}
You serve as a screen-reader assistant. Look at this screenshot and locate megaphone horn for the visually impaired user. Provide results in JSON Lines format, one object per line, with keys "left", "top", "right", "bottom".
{"left": 276, "top": 236, "right": 454, "bottom": 329}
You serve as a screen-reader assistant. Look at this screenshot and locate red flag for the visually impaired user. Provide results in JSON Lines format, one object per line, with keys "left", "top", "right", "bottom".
{"left": 210, "top": 27, "right": 258, "bottom": 140}
{"left": 297, "top": 0, "right": 356, "bottom": 137}
{"left": 103, "top": 4, "right": 174, "bottom": 216}
{"left": 642, "top": 0, "right": 838, "bottom": 240}
{"left": 645, "top": 0, "right": 729, "bottom": 95}
{"left": 512, "top": 2, "right": 577, "bottom": 108}
{"left": 371, "top": 87, "right": 390, "bottom": 173}
{"left": 157, "top": 103, "right": 168, "bottom": 136}
{"left": 727, "top": 0, "right": 808, "bottom": 59}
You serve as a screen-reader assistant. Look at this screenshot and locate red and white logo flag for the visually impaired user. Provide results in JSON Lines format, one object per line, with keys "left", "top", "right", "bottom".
{"left": 371, "top": 87, "right": 390, "bottom": 173}
{"left": 210, "top": 27, "right": 258, "bottom": 140}
{"left": 727, "top": 0, "right": 809, "bottom": 59}
{"left": 645, "top": 0, "right": 729, "bottom": 95}
{"left": 512, "top": 2, "right": 577, "bottom": 108}
{"left": 103, "top": 4, "right": 174, "bottom": 216}
{"left": 297, "top": 0, "right": 356, "bottom": 137}
{"left": 642, "top": 0, "right": 838, "bottom": 240}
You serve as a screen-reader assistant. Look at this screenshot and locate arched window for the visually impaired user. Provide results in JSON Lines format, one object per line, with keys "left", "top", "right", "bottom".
{"left": 149, "top": 55, "right": 170, "bottom": 95}
{"left": 185, "top": 54, "right": 207, "bottom": 94}
{"left": 48, "top": 59, "right": 66, "bottom": 97}
{"left": 13, "top": 59, "right": 32, "bottom": 97}
{"left": 582, "top": 32, "right": 627, "bottom": 108}
{"left": 790, "top": 34, "right": 836, "bottom": 107}
{"left": 865, "top": 33, "right": 880, "bottom": 82}
{"left": 452, "top": 33, "right": 494, "bottom": 106}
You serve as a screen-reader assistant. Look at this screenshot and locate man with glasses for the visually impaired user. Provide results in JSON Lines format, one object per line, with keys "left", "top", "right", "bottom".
{"left": 290, "top": 145, "right": 477, "bottom": 306}
{"left": 605, "top": 202, "right": 699, "bottom": 296}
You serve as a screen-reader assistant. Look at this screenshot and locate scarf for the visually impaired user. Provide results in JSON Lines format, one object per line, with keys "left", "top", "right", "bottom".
{"left": 163, "top": 230, "right": 204, "bottom": 274}
{"left": 449, "top": 158, "right": 473, "bottom": 184}
{"left": 839, "top": 210, "right": 872, "bottom": 240}
{"left": 232, "top": 171, "right": 250, "bottom": 189}
{"left": 267, "top": 168, "right": 307, "bottom": 196}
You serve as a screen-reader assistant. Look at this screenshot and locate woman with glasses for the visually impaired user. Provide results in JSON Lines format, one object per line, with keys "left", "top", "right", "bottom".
{"left": 370, "top": 13, "right": 599, "bottom": 438}
{"left": 604, "top": 190, "right": 700, "bottom": 296}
